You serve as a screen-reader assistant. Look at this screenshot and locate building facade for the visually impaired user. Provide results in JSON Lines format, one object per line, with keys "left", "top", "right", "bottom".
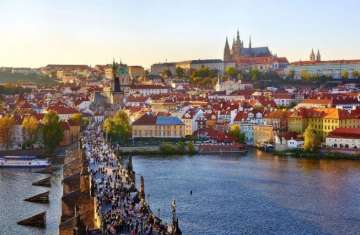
{"left": 326, "top": 128, "right": 360, "bottom": 149}
{"left": 132, "top": 113, "right": 185, "bottom": 138}
{"left": 287, "top": 59, "right": 360, "bottom": 79}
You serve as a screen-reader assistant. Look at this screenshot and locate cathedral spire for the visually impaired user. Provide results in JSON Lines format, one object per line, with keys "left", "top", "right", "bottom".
{"left": 310, "top": 49, "right": 315, "bottom": 61}
{"left": 316, "top": 49, "right": 321, "bottom": 61}
{"left": 224, "top": 37, "right": 231, "bottom": 61}
{"left": 236, "top": 30, "right": 241, "bottom": 44}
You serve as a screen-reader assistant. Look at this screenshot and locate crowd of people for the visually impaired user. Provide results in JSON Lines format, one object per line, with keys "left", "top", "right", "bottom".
{"left": 81, "top": 122, "right": 179, "bottom": 235}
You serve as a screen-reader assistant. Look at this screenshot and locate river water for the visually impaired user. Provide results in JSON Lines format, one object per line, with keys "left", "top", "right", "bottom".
{"left": 1, "top": 151, "right": 360, "bottom": 235}
{"left": 0, "top": 165, "right": 62, "bottom": 235}
{"left": 133, "top": 150, "right": 360, "bottom": 235}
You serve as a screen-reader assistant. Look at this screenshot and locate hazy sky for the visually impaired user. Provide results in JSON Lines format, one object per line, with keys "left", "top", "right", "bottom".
{"left": 1, "top": 0, "right": 360, "bottom": 68}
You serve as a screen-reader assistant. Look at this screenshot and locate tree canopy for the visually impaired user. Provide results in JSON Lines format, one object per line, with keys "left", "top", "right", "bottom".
{"left": 42, "top": 111, "right": 64, "bottom": 154}
{"left": 303, "top": 126, "right": 321, "bottom": 151}
{"left": 22, "top": 116, "right": 39, "bottom": 146}
{"left": 103, "top": 110, "right": 131, "bottom": 144}
{"left": 175, "top": 67, "right": 185, "bottom": 78}
{"left": 228, "top": 124, "right": 245, "bottom": 144}
{"left": 225, "top": 67, "right": 237, "bottom": 79}
{"left": 0, "top": 115, "right": 15, "bottom": 149}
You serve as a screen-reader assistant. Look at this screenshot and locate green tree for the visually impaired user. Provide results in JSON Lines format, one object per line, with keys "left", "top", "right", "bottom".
{"left": 22, "top": 116, "right": 39, "bottom": 146}
{"left": 288, "top": 70, "right": 295, "bottom": 79}
{"left": 177, "top": 141, "right": 186, "bottom": 154}
{"left": 250, "top": 69, "right": 260, "bottom": 81}
{"left": 42, "top": 111, "right": 64, "bottom": 154}
{"left": 303, "top": 126, "right": 321, "bottom": 152}
{"left": 175, "top": 67, "right": 185, "bottom": 78}
{"left": 103, "top": 110, "right": 131, "bottom": 144}
{"left": 236, "top": 73, "right": 244, "bottom": 81}
{"left": 225, "top": 67, "right": 237, "bottom": 79}
{"left": 161, "top": 69, "right": 172, "bottom": 78}
{"left": 300, "top": 70, "right": 311, "bottom": 80}
{"left": 188, "top": 142, "right": 196, "bottom": 155}
{"left": 191, "top": 66, "right": 211, "bottom": 79}
{"left": 0, "top": 115, "right": 15, "bottom": 149}
{"left": 341, "top": 71, "right": 349, "bottom": 79}
{"left": 352, "top": 70, "right": 360, "bottom": 79}
{"left": 228, "top": 124, "right": 245, "bottom": 144}
{"left": 159, "top": 143, "right": 177, "bottom": 154}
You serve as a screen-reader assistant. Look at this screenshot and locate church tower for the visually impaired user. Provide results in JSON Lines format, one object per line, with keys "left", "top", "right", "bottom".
{"left": 232, "top": 30, "right": 242, "bottom": 59}
{"left": 223, "top": 37, "right": 232, "bottom": 61}
{"left": 316, "top": 49, "right": 321, "bottom": 61}
{"left": 111, "top": 60, "right": 123, "bottom": 105}
{"left": 112, "top": 60, "right": 121, "bottom": 92}
{"left": 310, "top": 49, "right": 316, "bottom": 61}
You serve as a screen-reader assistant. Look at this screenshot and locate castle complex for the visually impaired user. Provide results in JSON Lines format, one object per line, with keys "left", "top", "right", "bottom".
{"left": 224, "top": 30, "right": 272, "bottom": 62}
{"left": 223, "top": 30, "right": 288, "bottom": 72}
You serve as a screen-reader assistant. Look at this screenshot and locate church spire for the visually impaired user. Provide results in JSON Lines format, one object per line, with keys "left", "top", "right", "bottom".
{"left": 224, "top": 37, "right": 231, "bottom": 61}
{"left": 112, "top": 60, "right": 121, "bottom": 93}
{"left": 310, "top": 49, "right": 316, "bottom": 61}
{"left": 316, "top": 49, "right": 321, "bottom": 61}
{"left": 236, "top": 30, "right": 240, "bottom": 44}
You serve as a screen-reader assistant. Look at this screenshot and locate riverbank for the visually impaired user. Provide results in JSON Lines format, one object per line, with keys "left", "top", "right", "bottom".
{"left": 118, "top": 143, "right": 247, "bottom": 156}
{"left": 273, "top": 148, "right": 360, "bottom": 160}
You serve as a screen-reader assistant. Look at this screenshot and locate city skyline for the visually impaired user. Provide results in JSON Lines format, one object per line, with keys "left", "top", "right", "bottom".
{"left": 1, "top": 0, "right": 360, "bottom": 68}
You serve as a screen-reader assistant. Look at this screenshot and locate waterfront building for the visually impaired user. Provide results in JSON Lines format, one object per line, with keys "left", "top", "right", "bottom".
{"left": 239, "top": 122, "right": 254, "bottom": 145}
{"left": 325, "top": 128, "right": 360, "bottom": 149}
{"left": 132, "top": 113, "right": 185, "bottom": 138}
{"left": 288, "top": 108, "right": 360, "bottom": 138}
{"left": 253, "top": 124, "right": 274, "bottom": 146}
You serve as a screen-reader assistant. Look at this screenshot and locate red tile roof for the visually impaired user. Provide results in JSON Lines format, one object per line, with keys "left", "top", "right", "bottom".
{"left": 328, "top": 128, "right": 360, "bottom": 139}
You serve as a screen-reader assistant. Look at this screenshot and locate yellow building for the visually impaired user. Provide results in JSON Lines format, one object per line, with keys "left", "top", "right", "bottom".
{"left": 132, "top": 113, "right": 185, "bottom": 138}
{"left": 253, "top": 124, "right": 274, "bottom": 146}
{"left": 288, "top": 108, "right": 360, "bottom": 139}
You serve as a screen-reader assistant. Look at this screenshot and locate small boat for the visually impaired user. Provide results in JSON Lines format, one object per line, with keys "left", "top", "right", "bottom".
{"left": 0, "top": 156, "right": 50, "bottom": 168}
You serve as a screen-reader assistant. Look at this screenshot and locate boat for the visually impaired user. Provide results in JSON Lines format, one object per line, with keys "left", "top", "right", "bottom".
{"left": 0, "top": 156, "right": 50, "bottom": 168}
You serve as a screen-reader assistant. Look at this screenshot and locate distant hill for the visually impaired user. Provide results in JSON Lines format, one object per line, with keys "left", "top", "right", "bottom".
{"left": 0, "top": 71, "right": 58, "bottom": 85}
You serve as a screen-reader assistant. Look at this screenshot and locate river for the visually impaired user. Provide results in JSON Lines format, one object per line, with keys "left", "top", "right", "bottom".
{"left": 1, "top": 150, "right": 360, "bottom": 235}
{"left": 133, "top": 150, "right": 360, "bottom": 235}
{"left": 0, "top": 165, "right": 62, "bottom": 235}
